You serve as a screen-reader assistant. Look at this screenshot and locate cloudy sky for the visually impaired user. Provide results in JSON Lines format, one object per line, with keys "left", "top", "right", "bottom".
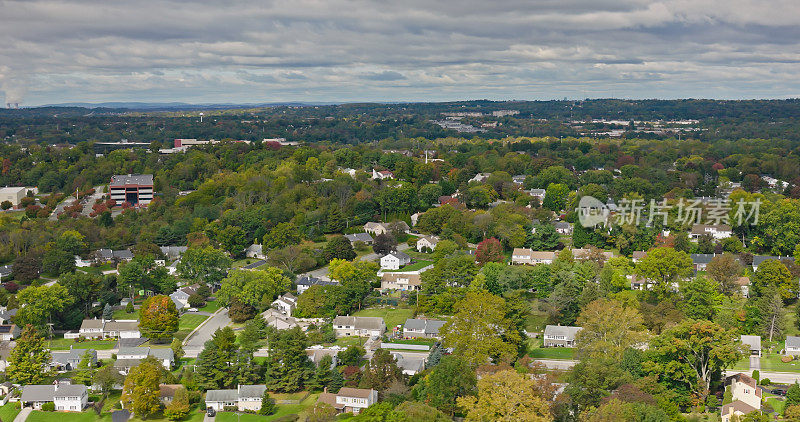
{"left": 2, "top": 0, "right": 800, "bottom": 105}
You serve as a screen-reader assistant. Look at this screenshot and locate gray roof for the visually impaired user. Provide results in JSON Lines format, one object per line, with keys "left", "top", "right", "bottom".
{"left": 118, "top": 347, "right": 149, "bottom": 357}
{"left": 104, "top": 320, "right": 139, "bottom": 331}
{"left": 691, "top": 253, "right": 715, "bottom": 264}
{"left": 117, "top": 338, "right": 148, "bottom": 348}
{"left": 404, "top": 318, "right": 446, "bottom": 335}
{"left": 21, "top": 384, "right": 86, "bottom": 402}
{"left": 296, "top": 276, "right": 338, "bottom": 287}
{"left": 160, "top": 246, "right": 188, "bottom": 258}
{"left": 242, "top": 260, "right": 266, "bottom": 270}
{"left": 238, "top": 385, "right": 267, "bottom": 399}
{"left": 205, "top": 389, "right": 239, "bottom": 402}
{"left": 110, "top": 174, "right": 154, "bottom": 186}
{"left": 387, "top": 251, "right": 411, "bottom": 261}
{"left": 554, "top": 222, "right": 571, "bottom": 229}
{"left": 51, "top": 349, "right": 96, "bottom": 365}
{"left": 345, "top": 233, "right": 374, "bottom": 243}
{"left": 786, "top": 336, "right": 800, "bottom": 349}
{"left": 544, "top": 325, "right": 583, "bottom": 340}
{"left": 114, "top": 249, "right": 134, "bottom": 260}
{"left": 117, "top": 347, "right": 173, "bottom": 361}
{"left": 740, "top": 335, "right": 761, "bottom": 351}
{"left": 753, "top": 255, "right": 794, "bottom": 267}
{"left": 333, "top": 316, "right": 385, "bottom": 330}
{"left": 0, "top": 265, "right": 12, "bottom": 277}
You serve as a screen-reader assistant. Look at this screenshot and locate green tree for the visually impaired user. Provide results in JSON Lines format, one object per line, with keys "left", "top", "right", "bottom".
{"left": 787, "top": 383, "right": 800, "bottom": 407}
{"left": 263, "top": 222, "right": 303, "bottom": 249}
{"left": 139, "top": 295, "right": 179, "bottom": 344}
{"left": 217, "top": 267, "right": 291, "bottom": 310}
{"left": 308, "top": 355, "right": 334, "bottom": 392}
{"left": 264, "top": 327, "right": 314, "bottom": 392}
{"left": 440, "top": 291, "right": 522, "bottom": 366}
{"left": 525, "top": 224, "right": 560, "bottom": 250}
{"left": 217, "top": 225, "right": 249, "bottom": 257}
{"left": 164, "top": 386, "right": 190, "bottom": 421}
{"left": 73, "top": 350, "right": 95, "bottom": 385}
{"left": 259, "top": 391, "right": 277, "bottom": 415}
{"left": 15, "top": 284, "right": 73, "bottom": 328}
{"left": 634, "top": 247, "right": 692, "bottom": 297}
{"left": 751, "top": 259, "right": 795, "bottom": 301}
{"left": 760, "top": 293, "right": 786, "bottom": 342}
{"left": 575, "top": 298, "right": 648, "bottom": 361}
{"left": 323, "top": 236, "right": 356, "bottom": 262}
{"left": 680, "top": 276, "right": 719, "bottom": 321}
{"left": 176, "top": 246, "right": 232, "bottom": 287}
{"left": 707, "top": 254, "right": 744, "bottom": 295}
{"left": 122, "top": 357, "right": 163, "bottom": 419}
{"left": 543, "top": 183, "right": 570, "bottom": 211}
{"left": 421, "top": 253, "right": 478, "bottom": 294}
{"left": 325, "top": 207, "right": 345, "bottom": 234}
{"left": 196, "top": 327, "right": 239, "bottom": 389}
{"left": 386, "top": 401, "right": 450, "bottom": 422}
{"left": 170, "top": 338, "right": 185, "bottom": 360}
{"left": 94, "top": 363, "right": 123, "bottom": 396}
{"left": 328, "top": 259, "right": 378, "bottom": 311}
{"left": 413, "top": 356, "right": 476, "bottom": 415}
{"left": 360, "top": 348, "right": 404, "bottom": 397}
{"left": 337, "top": 346, "right": 366, "bottom": 367}
{"left": 8, "top": 325, "right": 51, "bottom": 384}
{"left": 41, "top": 248, "right": 75, "bottom": 276}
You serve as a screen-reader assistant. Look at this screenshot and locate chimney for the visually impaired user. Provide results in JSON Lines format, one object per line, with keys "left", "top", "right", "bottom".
{"left": 237, "top": 385, "right": 240, "bottom": 394}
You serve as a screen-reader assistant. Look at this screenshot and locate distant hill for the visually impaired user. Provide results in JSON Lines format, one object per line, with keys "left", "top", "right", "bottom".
{"left": 39, "top": 101, "right": 326, "bottom": 111}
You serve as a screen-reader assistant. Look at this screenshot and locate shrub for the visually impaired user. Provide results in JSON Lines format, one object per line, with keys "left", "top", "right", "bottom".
{"left": 752, "top": 370, "right": 760, "bottom": 381}
{"left": 760, "top": 378, "right": 771, "bottom": 385}
{"left": 782, "top": 355, "right": 794, "bottom": 363}
{"left": 188, "top": 294, "right": 205, "bottom": 308}
{"left": 125, "top": 301, "right": 134, "bottom": 313}
{"left": 42, "top": 402, "right": 55, "bottom": 411}
{"left": 273, "top": 415, "right": 300, "bottom": 422}
{"left": 223, "top": 405, "right": 237, "bottom": 412}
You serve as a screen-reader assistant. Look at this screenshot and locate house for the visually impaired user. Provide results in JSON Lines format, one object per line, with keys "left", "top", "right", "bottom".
{"left": 690, "top": 224, "right": 732, "bottom": 240}
{"left": 50, "top": 349, "right": 97, "bottom": 372}
{"left": 103, "top": 320, "right": 140, "bottom": 339}
{"left": 512, "top": 175, "right": 527, "bottom": 185}
{"left": 317, "top": 387, "right": 378, "bottom": 415}
{"left": 333, "top": 316, "right": 386, "bottom": 337}
{"left": 403, "top": 318, "right": 446, "bottom": 338}
{"left": 511, "top": 249, "right": 555, "bottom": 266}
{"left": 380, "top": 251, "right": 411, "bottom": 270}
{"left": 262, "top": 308, "right": 300, "bottom": 330}
{"left": 752, "top": 255, "right": 794, "bottom": 272}
{"left": 469, "top": 173, "right": 491, "bottom": 184}
{"left": 721, "top": 373, "right": 761, "bottom": 422}
{"left": 0, "top": 187, "right": 27, "bottom": 208}
{"left": 94, "top": 249, "right": 134, "bottom": 264}
{"left": 364, "top": 221, "right": 409, "bottom": 236}
{"left": 380, "top": 271, "right": 422, "bottom": 291}
{"left": 295, "top": 276, "right": 339, "bottom": 295}
{"left": 410, "top": 212, "right": 422, "bottom": 226}
{"left": 345, "top": 233, "right": 374, "bottom": 245}
{"left": 543, "top": 325, "right": 583, "bottom": 347}
{"left": 740, "top": 335, "right": 762, "bottom": 357}
{"left": 0, "top": 347, "right": 11, "bottom": 372}
{"left": 527, "top": 188, "right": 546, "bottom": 201}
{"left": 272, "top": 293, "right": 297, "bottom": 315}
{"left": 629, "top": 275, "right": 648, "bottom": 290}
{"left": 391, "top": 352, "right": 426, "bottom": 376}
{"left": 169, "top": 284, "right": 201, "bottom": 311}
{"left": 159, "top": 246, "right": 188, "bottom": 260}
{"left": 691, "top": 254, "right": 715, "bottom": 271}
{"left": 554, "top": 222, "right": 573, "bottom": 235}
{"left": 244, "top": 244, "right": 265, "bottom": 259}
{"left": 372, "top": 169, "right": 394, "bottom": 180}
{"left": 632, "top": 251, "right": 647, "bottom": 262}
{"left": 0, "top": 265, "right": 12, "bottom": 282}
{"left": 785, "top": 336, "right": 800, "bottom": 356}
{"left": 115, "top": 347, "right": 174, "bottom": 373}
{"left": 306, "top": 346, "right": 342, "bottom": 367}
{"left": 159, "top": 384, "right": 183, "bottom": 405}
{"left": 571, "top": 248, "right": 614, "bottom": 261}
{"left": 21, "top": 381, "right": 88, "bottom": 411}
{"left": 416, "top": 235, "right": 439, "bottom": 252}
{"left": 0, "top": 324, "right": 20, "bottom": 341}
{"left": 736, "top": 277, "right": 750, "bottom": 297}
{"left": 205, "top": 385, "right": 268, "bottom": 412}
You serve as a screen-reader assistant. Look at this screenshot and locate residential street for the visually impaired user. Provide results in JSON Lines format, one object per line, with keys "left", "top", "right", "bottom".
{"left": 724, "top": 370, "right": 800, "bottom": 384}
{"left": 48, "top": 195, "right": 77, "bottom": 221}
{"left": 80, "top": 185, "right": 106, "bottom": 216}
{"left": 183, "top": 308, "right": 232, "bottom": 357}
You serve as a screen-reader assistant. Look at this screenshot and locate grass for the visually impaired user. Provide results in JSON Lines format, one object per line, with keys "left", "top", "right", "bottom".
{"left": 766, "top": 397, "right": 785, "bottom": 415}
{"left": 199, "top": 299, "right": 222, "bottom": 313}
{"left": 48, "top": 338, "right": 118, "bottom": 350}
{"left": 0, "top": 403, "right": 20, "bottom": 422}
{"left": 175, "top": 313, "right": 209, "bottom": 341}
{"left": 527, "top": 339, "right": 576, "bottom": 360}
{"left": 332, "top": 336, "right": 368, "bottom": 348}
{"left": 759, "top": 353, "right": 800, "bottom": 372}
{"left": 216, "top": 392, "right": 320, "bottom": 422}
{"left": 27, "top": 411, "right": 107, "bottom": 422}
{"left": 386, "top": 260, "right": 433, "bottom": 272}
{"left": 113, "top": 308, "right": 139, "bottom": 320}
{"left": 387, "top": 338, "right": 437, "bottom": 346}
{"left": 353, "top": 307, "right": 414, "bottom": 329}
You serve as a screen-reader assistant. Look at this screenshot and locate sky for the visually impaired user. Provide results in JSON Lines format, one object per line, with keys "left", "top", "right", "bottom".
{"left": 2, "top": 0, "right": 800, "bottom": 106}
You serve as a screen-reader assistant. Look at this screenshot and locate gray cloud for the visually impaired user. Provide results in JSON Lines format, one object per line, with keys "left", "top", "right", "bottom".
{"left": 1, "top": 0, "right": 799, "bottom": 105}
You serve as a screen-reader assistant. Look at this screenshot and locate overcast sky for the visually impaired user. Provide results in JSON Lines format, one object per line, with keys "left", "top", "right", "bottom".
{"left": 2, "top": 0, "right": 800, "bottom": 105}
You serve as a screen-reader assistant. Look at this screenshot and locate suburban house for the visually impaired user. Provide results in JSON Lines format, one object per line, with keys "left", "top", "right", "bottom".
{"left": 380, "top": 251, "right": 411, "bottom": 270}
{"left": 571, "top": 248, "right": 614, "bottom": 261}
{"left": 392, "top": 352, "right": 426, "bottom": 376}
{"left": 629, "top": 275, "right": 648, "bottom": 290}
{"left": 410, "top": 212, "right": 421, "bottom": 226}
{"left": 262, "top": 308, "right": 300, "bottom": 330}
{"left": 0, "top": 308, "right": 16, "bottom": 325}
{"left": 50, "top": 349, "right": 97, "bottom": 372}
{"left": 317, "top": 387, "right": 378, "bottom": 415}
{"left": 721, "top": 373, "right": 761, "bottom": 422}
{"left": 416, "top": 235, "right": 440, "bottom": 252}
{"left": 21, "top": 380, "right": 88, "bottom": 411}
{"left": 169, "top": 284, "right": 201, "bottom": 311}
{"left": 333, "top": 316, "right": 386, "bottom": 337}
{"left": 371, "top": 169, "right": 394, "bottom": 180}
{"left": 272, "top": 293, "right": 297, "bottom": 315}
{"left": 380, "top": 271, "right": 422, "bottom": 291}
{"left": 736, "top": 277, "right": 750, "bottom": 297}
{"left": 691, "top": 254, "right": 715, "bottom": 271}
{"left": 345, "top": 233, "right": 374, "bottom": 245}
{"left": 752, "top": 255, "right": 795, "bottom": 272}
{"left": 94, "top": 248, "right": 134, "bottom": 264}
{"left": 543, "top": 325, "right": 583, "bottom": 348}
{"left": 115, "top": 347, "right": 174, "bottom": 373}
{"left": 364, "top": 221, "right": 410, "bottom": 236}
{"left": 295, "top": 276, "right": 339, "bottom": 295}
{"left": 0, "top": 324, "right": 20, "bottom": 341}
{"left": 205, "top": 385, "right": 268, "bottom": 412}
{"left": 512, "top": 175, "right": 527, "bottom": 185}
{"left": 469, "top": 173, "right": 491, "bottom": 183}
{"left": 527, "top": 188, "right": 546, "bottom": 201}
{"left": 511, "top": 249, "right": 555, "bottom": 266}
{"left": 740, "top": 335, "right": 762, "bottom": 357}
{"left": 786, "top": 336, "right": 800, "bottom": 356}
{"left": 159, "top": 246, "right": 188, "bottom": 260}
{"left": 554, "top": 222, "right": 573, "bottom": 235}
{"left": 244, "top": 244, "right": 265, "bottom": 260}
{"left": 632, "top": 251, "right": 647, "bottom": 262}
{"left": 690, "top": 224, "right": 732, "bottom": 240}
{"left": 403, "top": 318, "right": 446, "bottom": 338}
{"left": 79, "top": 319, "right": 140, "bottom": 339}
{"left": 159, "top": 384, "right": 184, "bottom": 405}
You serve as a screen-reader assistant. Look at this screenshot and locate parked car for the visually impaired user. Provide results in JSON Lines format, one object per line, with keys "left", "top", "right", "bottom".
{"left": 771, "top": 389, "right": 787, "bottom": 396}
{"left": 188, "top": 307, "right": 198, "bottom": 312}
{"left": 206, "top": 407, "right": 216, "bottom": 416}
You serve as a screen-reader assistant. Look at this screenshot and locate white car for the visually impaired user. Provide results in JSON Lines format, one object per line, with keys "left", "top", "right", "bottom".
{"left": 188, "top": 307, "right": 198, "bottom": 312}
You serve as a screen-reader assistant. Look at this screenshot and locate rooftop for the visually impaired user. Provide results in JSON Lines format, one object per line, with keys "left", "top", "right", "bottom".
{"left": 110, "top": 174, "right": 154, "bottom": 186}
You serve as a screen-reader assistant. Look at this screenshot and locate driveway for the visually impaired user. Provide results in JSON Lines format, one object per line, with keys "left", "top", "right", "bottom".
{"left": 750, "top": 355, "right": 761, "bottom": 371}
{"left": 49, "top": 195, "right": 77, "bottom": 220}
{"left": 183, "top": 308, "right": 231, "bottom": 357}
{"left": 14, "top": 408, "right": 31, "bottom": 422}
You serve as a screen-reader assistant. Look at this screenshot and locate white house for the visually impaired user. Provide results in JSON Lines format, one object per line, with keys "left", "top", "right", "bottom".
{"left": 317, "top": 387, "right": 378, "bottom": 415}
{"left": 0, "top": 324, "right": 20, "bottom": 341}
{"left": 740, "top": 335, "right": 761, "bottom": 357}
{"left": 380, "top": 271, "right": 423, "bottom": 291}
{"left": 511, "top": 249, "right": 555, "bottom": 266}
{"left": 554, "top": 222, "right": 573, "bottom": 235}
{"left": 690, "top": 224, "right": 732, "bottom": 240}
{"left": 786, "top": 336, "right": 800, "bottom": 356}
{"left": 333, "top": 316, "right": 386, "bottom": 337}
{"left": 527, "top": 189, "right": 546, "bottom": 201}
{"left": 115, "top": 347, "right": 174, "bottom": 373}
{"left": 169, "top": 284, "right": 201, "bottom": 311}
{"left": 272, "top": 293, "right": 297, "bottom": 315}
{"left": 416, "top": 235, "right": 439, "bottom": 252}
{"left": 372, "top": 169, "right": 394, "bottom": 180}
{"left": 380, "top": 251, "right": 411, "bottom": 270}
{"left": 21, "top": 381, "right": 88, "bottom": 411}
{"left": 403, "top": 318, "right": 446, "bottom": 338}
{"left": 543, "top": 325, "right": 583, "bottom": 347}
{"left": 50, "top": 349, "right": 97, "bottom": 372}
{"left": 262, "top": 308, "right": 300, "bottom": 331}
{"left": 721, "top": 373, "right": 761, "bottom": 422}
{"left": 205, "top": 385, "right": 268, "bottom": 412}
{"left": 244, "top": 244, "right": 265, "bottom": 259}
{"left": 469, "top": 173, "right": 491, "bottom": 183}
{"left": 79, "top": 319, "right": 140, "bottom": 339}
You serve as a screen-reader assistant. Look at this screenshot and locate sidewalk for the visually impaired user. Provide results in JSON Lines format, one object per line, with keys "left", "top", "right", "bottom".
{"left": 14, "top": 408, "right": 32, "bottom": 422}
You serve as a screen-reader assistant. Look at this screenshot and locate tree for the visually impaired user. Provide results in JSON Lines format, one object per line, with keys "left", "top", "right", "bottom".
{"left": 634, "top": 247, "right": 692, "bottom": 297}
{"left": 307, "top": 402, "right": 337, "bottom": 422}
{"left": 457, "top": 369, "right": 551, "bottom": 422}
{"left": 323, "top": 236, "right": 356, "bottom": 262}
{"left": 328, "top": 259, "right": 378, "bottom": 311}
{"left": 543, "top": 183, "right": 570, "bottom": 211}
{"left": 263, "top": 222, "right": 303, "bottom": 249}
{"left": 164, "top": 386, "right": 190, "bottom": 421}
{"left": 337, "top": 346, "right": 366, "bottom": 367}
{"left": 264, "top": 327, "right": 314, "bottom": 392}
{"left": 325, "top": 207, "right": 345, "bottom": 234}
{"left": 645, "top": 319, "right": 744, "bottom": 398}
{"left": 475, "top": 238, "right": 504, "bottom": 265}
{"left": 73, "top": 350, "right": 95, "bottom": 386}
{"left": 176, "top": 246, "right": 232, "bottom": 287}
{"left": 259, "top": 391, "right": 277, "bottom": 415}
{"left": 139, "top": 295, "right": 179, "bottom": 343}
{"left": 575, "top": 298, "right": 647, "bottom": 361}
{"left": 420, "top": 253, "right": 478, "bottom": 294}
{"left": 751, "top": 259, "right": 795, "bottom": 301}
{"left": 526, "top": 224, "right": 561, "bottom": 251}
{"left": 308, "top": 355, "right": 334, "bottom": 392}
{"left": 707, "top": 254, "right": 744, "bottom": 295}
{"left": 217, "top": 267, "right": 291, "bottom": 310}
{"left": 41, "top": 248, "right": 76, "bottom": 276}
{"left": 8, "top": 325, "right": 51, "bottom": 384}
{"left": 413, "top": 356, "right": 476, "bottom": 415}
{"left": 12, "top": 253, "right": 41, "bottom": 283}
{"left": 387, "top": 401, "right": 450, "bottom": 422}
{"left": 760, "top": 293, "right": 786, "bottom": 342}
{"left": 360, "top": 349, "right": 404, "bottom": 397}
{"left": 171, "top": 338, "right": 185, "bottom": 360}
{"left": 15, "top": 284, "right": 73, "bottom": 328}
{"left": 372, "top": 233, "right": 397, "bottom": 255}
{"left": 217, "top": 225, "right": 249, "bottom": 257}
{"left": 196, "top": 327, "right": 239, "bottom": 390}
{"left": 440, "top": 291, "right": 522, "bottom": 366}
{"left": 94, "top": 363, "right": 123, "bottom": 396}
{"left": 787, "top": 383, "right": 800, "bottom": 407}
{"left": 268, "top": 245, "right": 316, "bottom": 274}
{"left": 122, "top": 357, "right": 163, "bottom": 419}
{"left": 228, "top": 297, "right": 257, "bottom": 323}
{"left": 102, "top": 303, "right": 114, "bottom": 320}
{"left": 680, "top": 276, "right": 719, "bottom": 321}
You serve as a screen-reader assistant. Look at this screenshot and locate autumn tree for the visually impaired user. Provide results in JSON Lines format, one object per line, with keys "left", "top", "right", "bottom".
{"left": 457, "top": 369, "right": 551, "bottom": 422}
{"left": 94, "top": 364, "right": 123, "bottom": 396}
{"left": 575, "top": 298, "right": 648, "bottom": 361}
{"left": 164, "top": 386, "right": 190, "bottom": 421}
{"left": 139, "top": 295, "right": 179, "bottom": 343}
{"left": 122, "top": 357, "right": 163, "bottom": 419}
{"left": 475, "top": 238, "right": 504, "bottom": 265}
{"left": 8, "top": 325, "right": 51, "bottom": 384}
{"left": 707, "top": 253, "right": 744, "bottom": 295}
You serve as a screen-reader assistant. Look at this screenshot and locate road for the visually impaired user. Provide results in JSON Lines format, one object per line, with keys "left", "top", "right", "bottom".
{"left": 302, "top": 243, "right": 411, "bottom": 280}
{"left": 725, "top": 370, "right": 800, "bottom": 384}
{"left": 49, "top": 195, "right": 77, "bottom": 220}
{"left": 80, "top": 185, "right": 106, "bottom": 217}
{"left": 183, "top": 308, "right": 232, "bottom": 357}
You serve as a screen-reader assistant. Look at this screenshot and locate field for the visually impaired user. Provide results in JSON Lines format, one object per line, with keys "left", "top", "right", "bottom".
{"left": 113, "top": 308, "right": 139, "bottom": 320}
{"left": 48, "top": 338, "right": 118, "bottom": 350}
{"left": 353, "top": 307, "right": 415, "bottom": 329}
{"left": 527, "top": 339, "right": 576, "bottom": 360}
{"left": 175, "top": 314, "right": 210, "bottom": 341}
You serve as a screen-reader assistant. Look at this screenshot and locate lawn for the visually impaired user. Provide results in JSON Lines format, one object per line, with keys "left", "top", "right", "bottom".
{"left": 175, "top": 313, "right": 209, "bottom": 341}
{"left": 0, "top": 403, "right": 20, "bottom": 422}
{"left": 759, "top": 353, "right": 800, "bottom": 372}
{"left": 386, "top": 260, "right": 433, "bottom": 272}
{"left": 353, "top": 307, "right": 415, "bottom": 329}
{"left": 27, "top": 411, "right": 107, "bottom": 422}
{"left": 48, "top": 338, "right": 118, "bottom": 350}
{"left": 113, "top": 308, "right": 139, "bottom": 320}
{"left": 199, "top": 299, "right": 222, "bottom": 313}
{"left": 527, "top": 339, "right": 576, "bottom": 360}
{"left": 216, "top": 392, "right": 320, "bottom": 422}
{"left": 332, "top": 336, "right": 368, "bottom": 348}
{"left": 766, "top": 397, "right": 785, "bottom": 415}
